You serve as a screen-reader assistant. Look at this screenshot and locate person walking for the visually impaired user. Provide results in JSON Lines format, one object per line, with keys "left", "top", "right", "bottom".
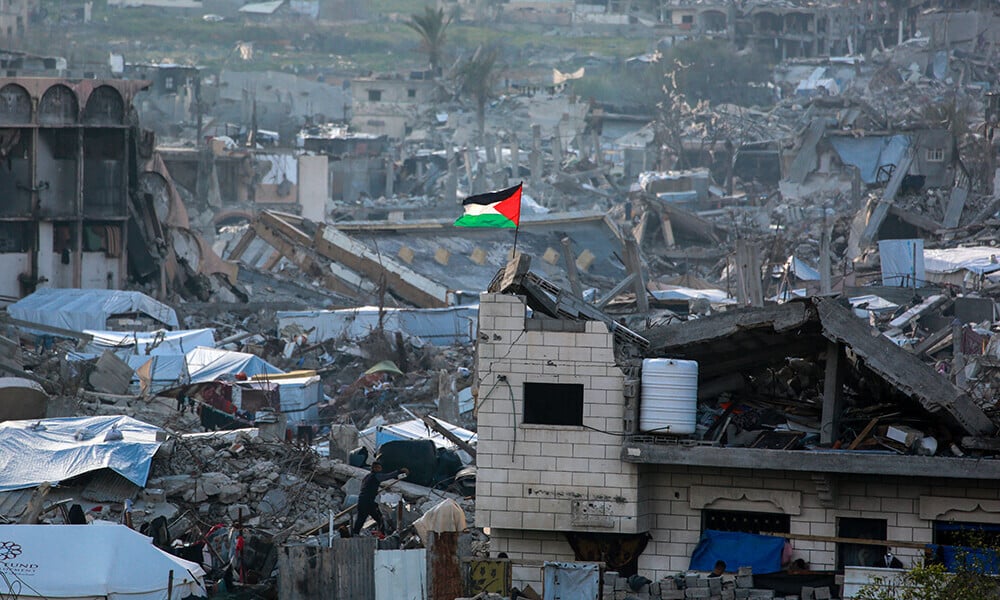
{"left": 352, "top": 460, "right": 408, "bottom": 535}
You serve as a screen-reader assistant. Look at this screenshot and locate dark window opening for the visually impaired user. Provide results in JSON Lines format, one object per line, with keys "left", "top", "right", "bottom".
{"left": 0, "top": 221, "right": 30, "bottom": 252}
{"left": 702, "top": 509, "right": 790, "bottom": 535}
{"left": 53, "top": 222, "right": 77, "bottom": 254}
{"left": 523, "top": 382, "right": 583, "bottom": 426}
{"left": 367, "top": 89, "right": 382, "bottom": 102}
{"left": 837, "top": 517, "right": 887, "bottom": 570}
{"left": 407, "top": 88, "right": 416, "bottom": 98}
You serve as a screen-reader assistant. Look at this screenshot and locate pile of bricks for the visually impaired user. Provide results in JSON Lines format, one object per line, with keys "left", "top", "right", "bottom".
{"left": 601, "top": 568, "right": 838, "bottom": 600}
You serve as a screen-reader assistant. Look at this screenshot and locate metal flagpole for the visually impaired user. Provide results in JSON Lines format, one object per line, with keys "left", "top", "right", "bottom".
{"left": 511, "top": 182, "right": 523, "bottom": 258}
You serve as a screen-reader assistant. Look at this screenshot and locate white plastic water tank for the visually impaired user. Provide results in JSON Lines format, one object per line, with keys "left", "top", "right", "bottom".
{"left": 639, "top": 358, "right": 698, "bottom": 435}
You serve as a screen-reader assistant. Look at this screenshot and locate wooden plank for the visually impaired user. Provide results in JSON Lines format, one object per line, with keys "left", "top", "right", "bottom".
{"left": 847, "top": 417, "right": 879, "bottom": 450}
{"left": 760, "top": 531, "right": 927, "bottom": 550}
{"left": 227, "top": 229, "right": 256, "bottom": 262}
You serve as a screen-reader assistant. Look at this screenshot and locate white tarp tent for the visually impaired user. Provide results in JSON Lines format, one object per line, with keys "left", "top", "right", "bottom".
{"left": 186, "top": 347, "right": 283, "bottom": 384}
{"left": 0, "top": 416, "right": 162, "bottom": 492}
{"left": 83, "top": 328, "right": 215, "bottom": 358}
{"left": 924, "top": 246, "right": 1000, "bottom": 286}
{"left": 880, "top": 239, "right": 926, "bottom": 287}
{"left": 0, "top": 524, "right": 205, "bottom": 600}
{"left": 8, "top": 288, "right": 179, "bottom": 333}
{"left": 277, "top": 305, "right": 479, "bottom": 346}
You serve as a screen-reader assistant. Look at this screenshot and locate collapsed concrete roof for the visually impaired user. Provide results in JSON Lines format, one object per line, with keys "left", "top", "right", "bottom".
{"left": 643, "top": 297, "right": 996, "bottom": 437}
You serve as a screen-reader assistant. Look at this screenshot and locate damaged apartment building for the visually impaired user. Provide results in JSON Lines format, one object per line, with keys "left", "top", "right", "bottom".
{"left": 475, "top": 256, "right": 1000, "bottom": 592}
{"left": 0, "top": 78, "right": 157, "bottom": 301}
{"left": 0, "top": 76, "right": 239, "bottom": 304}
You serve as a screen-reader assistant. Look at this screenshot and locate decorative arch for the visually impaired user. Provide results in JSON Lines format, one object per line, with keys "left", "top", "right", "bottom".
{"left": 82, "top": 85, "right": 125, "bottom": 125}
{"left": 0, "top": 83, "right": 31, "bottom": 124}
{"left": 38, "top": 84, "right": 78, "bottom": 125}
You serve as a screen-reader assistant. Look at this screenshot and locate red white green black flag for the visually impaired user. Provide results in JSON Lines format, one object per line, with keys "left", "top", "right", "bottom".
{"left": 453, "top": 182, "right": 522, "bottom": 229}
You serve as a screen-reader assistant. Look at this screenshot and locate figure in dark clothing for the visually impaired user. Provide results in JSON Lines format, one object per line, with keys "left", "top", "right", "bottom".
{"left": 352, "top": 461, "right": 408, "bottom": 535}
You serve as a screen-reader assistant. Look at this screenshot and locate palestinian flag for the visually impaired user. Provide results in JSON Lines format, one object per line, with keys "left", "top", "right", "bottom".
{"left": 454, "top": 183, "right": 522, "bottom": 229}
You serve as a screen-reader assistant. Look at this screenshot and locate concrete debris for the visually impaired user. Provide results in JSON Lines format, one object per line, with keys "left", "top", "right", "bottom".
{"left": 9, "top": 4, "right": 1000, "bottom": 597}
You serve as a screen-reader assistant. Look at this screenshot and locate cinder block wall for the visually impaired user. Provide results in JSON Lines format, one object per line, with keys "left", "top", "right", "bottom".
{"left": 475, "top": 292, "right": 641, "bottom": 534}
{"left": 492, "top": 467, "right": 1000, "bottom": 590}
{"left": 475, "top": 293, "right": 1000, "bottom": 592}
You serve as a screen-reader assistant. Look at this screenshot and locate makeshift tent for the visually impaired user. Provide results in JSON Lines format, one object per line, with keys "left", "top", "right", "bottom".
{"left": 134, "top": 354, "right": 190, "bottom": 395}
{"left": 880, "top": 239, "right": 925, "bottom": 287}
{"left": 0, "top": 524, "right": 205, "bottom": 600}
{"left": 924, "top": 246, "right": 1000, "bottom": 286}
{"left": 689, "top": 530, "right": 785, "bottom": 575}
{"left": 185, "top": 347, "right": 283, "bottom": 384}
{"left": 0, "top": 415, "right": 162, "bottom": 492}
{"left": 8, "top": 288, "right": 179, "bottom": 333}
{"left": 276, "top": 305, "right": 480, "bottom": 346}
{"left": 83, "top": 328, "right": 215, "bottom": 358}
{"left": 359, "top": 417, "right": 477, "bottom": 463}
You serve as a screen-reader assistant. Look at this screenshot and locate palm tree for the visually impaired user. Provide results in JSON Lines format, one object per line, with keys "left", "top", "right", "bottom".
{"left": 455, "top": 45, "right": 502, "bottom": 145}
{"left": 405, "top": 6, "right": 451, "bottom": 74}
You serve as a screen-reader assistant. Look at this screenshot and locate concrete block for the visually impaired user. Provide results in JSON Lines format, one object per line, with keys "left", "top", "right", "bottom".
{"left": 708, "top": 578, "right": 722, "bottom": 594}
{"left": 747, "top": 590, "right": 774, "bottom": 599}
{"left": 800, "top": 586, "right": 814, "bottom": 600}
{"left": 662, "top": 592, "right": 685, "bottom": 600}
{"left": 685, "top": 588, "right": 711, "bottom": 599}
{"left": 813, "top": 587, "right": 831, "bottom": 600}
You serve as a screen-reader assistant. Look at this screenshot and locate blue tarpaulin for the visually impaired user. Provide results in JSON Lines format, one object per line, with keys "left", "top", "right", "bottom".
{"left": 926, "top": 544, "right": 1000, "bottom": 574}
{"left": 690, "top": 530, "right": 785, "bottom": 574}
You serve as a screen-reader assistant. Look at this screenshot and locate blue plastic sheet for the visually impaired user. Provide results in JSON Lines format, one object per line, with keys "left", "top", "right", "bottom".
{"left": 689, "top": 530, "right": 786, "bottom": 574}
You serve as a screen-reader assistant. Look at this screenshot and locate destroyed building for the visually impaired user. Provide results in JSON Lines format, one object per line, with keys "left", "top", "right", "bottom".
{"left": 350, "top": 72, "right": 441, "bottom": 140}
{"left": 0, "top": 78, "right": 154, "bottom": 300}
{"left": 475, "top": 259, "right": 1000, "bottom": 593}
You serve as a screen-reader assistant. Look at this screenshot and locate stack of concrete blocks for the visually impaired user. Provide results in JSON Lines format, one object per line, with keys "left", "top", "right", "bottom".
{"left": 594, "top": 570, "right": 837, "bottom": 600}
{"left": 799, "top": 586, "right": 833, "bottom": 600}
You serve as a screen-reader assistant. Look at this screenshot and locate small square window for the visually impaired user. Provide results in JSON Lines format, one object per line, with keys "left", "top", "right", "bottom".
{"left": 523, "top": 382, "right": 583, "bottom": 426}
{"left": 367, "top": 89, "right": 382, "bottom": 102}
{"left": 407, "top": 88, "right": 417, "bottom": 98}
{"left": 926, "top": 148, "right": 945, "bottom": 162}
